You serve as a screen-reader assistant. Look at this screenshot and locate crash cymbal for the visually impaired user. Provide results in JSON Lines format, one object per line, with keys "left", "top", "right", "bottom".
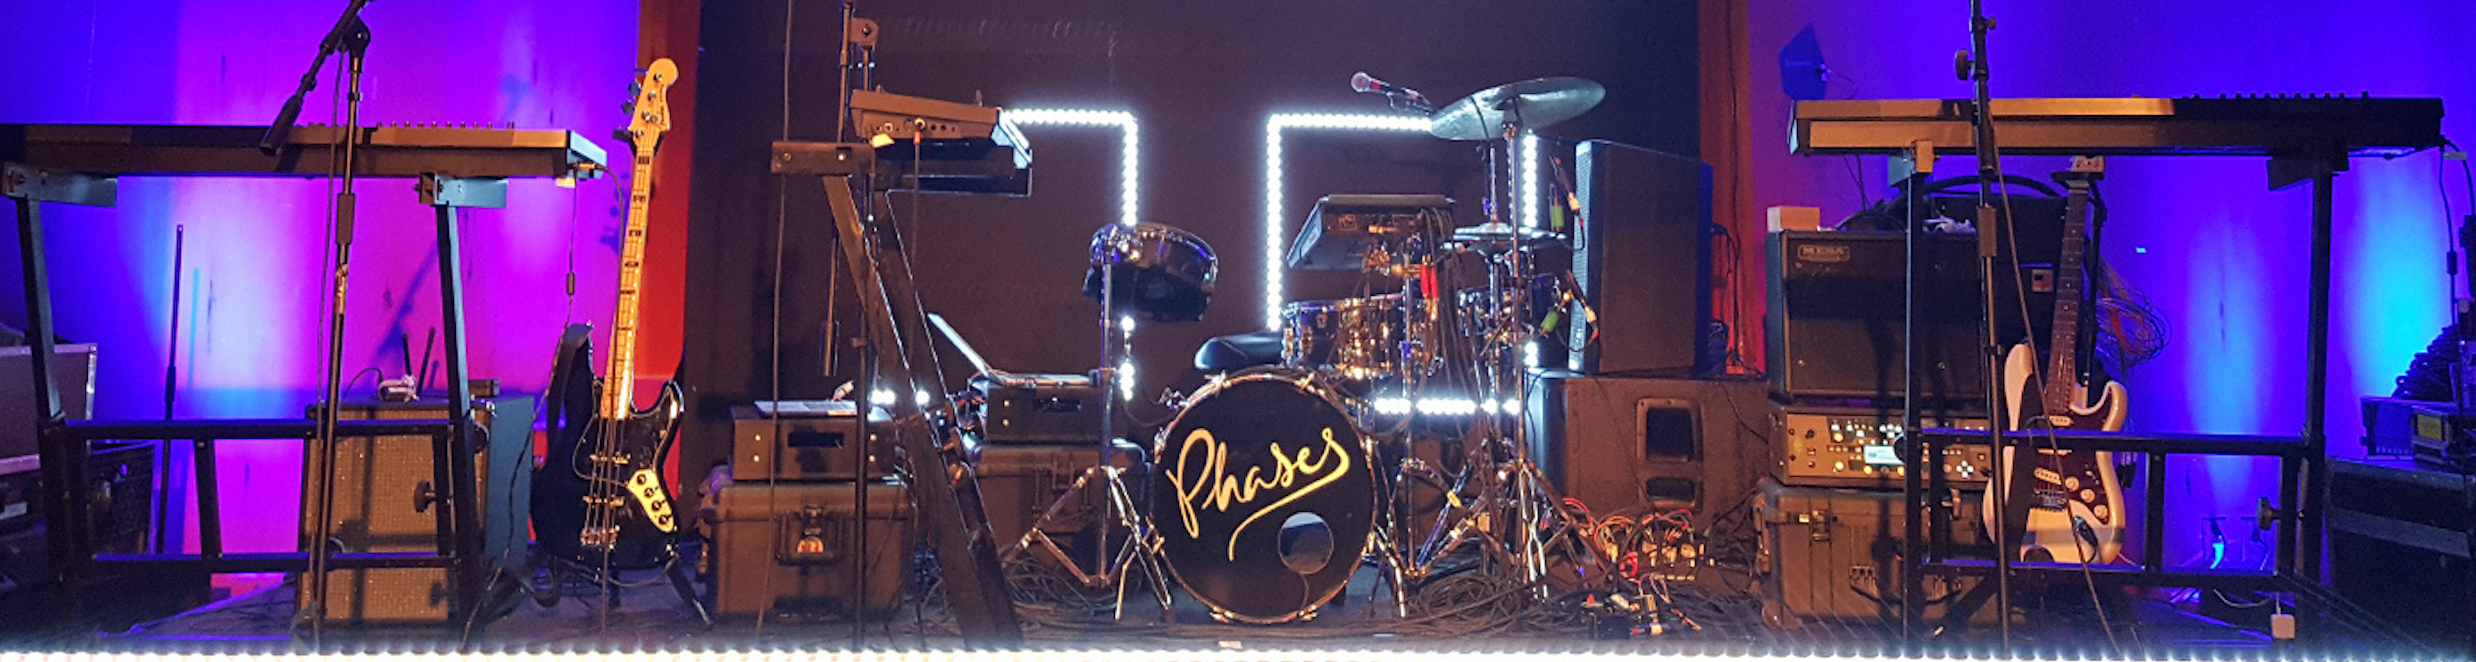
{"left": 1427, "top": 77, "right": 1606, "bottom": 141}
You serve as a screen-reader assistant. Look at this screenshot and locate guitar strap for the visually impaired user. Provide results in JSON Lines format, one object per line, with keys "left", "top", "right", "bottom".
{"left": 545, "top": 323, "right": 592, "bottom": 435}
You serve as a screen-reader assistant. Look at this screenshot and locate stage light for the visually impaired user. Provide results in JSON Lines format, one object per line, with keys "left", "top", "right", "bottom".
{"left": 1118, "top": 358, "right": 1136, "bottom": 401}
{"left": 869, "top": 389, "right": 897, "bottom": 406}
{"left": 1004, "top": 108, "right": 1139, "bottom": 228}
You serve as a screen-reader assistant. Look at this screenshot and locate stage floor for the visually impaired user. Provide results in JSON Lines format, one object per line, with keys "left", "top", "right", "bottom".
{"left": 60, "top": 549, "right": 2454, "bottom": 659}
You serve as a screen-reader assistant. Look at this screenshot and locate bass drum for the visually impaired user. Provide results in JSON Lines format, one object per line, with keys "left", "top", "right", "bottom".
{"left": 1152, "top": 370, "right": 1376, "bottom": 623}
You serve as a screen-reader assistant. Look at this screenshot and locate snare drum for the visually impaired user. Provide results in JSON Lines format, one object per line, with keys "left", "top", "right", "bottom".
{"left": 1280, "top": 295, "right": 1430, "bottom": 381}
{"left": 1152, "top": 370, "right": 1377, "bottom": 623}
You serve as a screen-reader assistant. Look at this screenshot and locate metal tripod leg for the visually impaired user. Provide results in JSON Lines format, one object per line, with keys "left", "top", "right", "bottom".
{"left": 1009, "top": 465, "right": 1173, "bottom": 620}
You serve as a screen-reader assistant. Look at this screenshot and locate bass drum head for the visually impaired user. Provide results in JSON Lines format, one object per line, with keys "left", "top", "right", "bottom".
{"left": 1152, "top": 371, "right": 1375, "bottom": 623}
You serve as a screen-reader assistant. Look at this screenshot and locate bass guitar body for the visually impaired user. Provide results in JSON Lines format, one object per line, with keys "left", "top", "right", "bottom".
{"left": 532, "top": 338, "right": 685, "bottom": 570}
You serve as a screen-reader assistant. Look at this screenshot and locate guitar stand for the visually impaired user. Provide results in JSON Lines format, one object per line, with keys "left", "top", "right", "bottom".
{"left": 1894, "top": 151, "right": 2341, "bottom": 642}
{"left": 527, "top": 553, "right": 712, "bottom": 628}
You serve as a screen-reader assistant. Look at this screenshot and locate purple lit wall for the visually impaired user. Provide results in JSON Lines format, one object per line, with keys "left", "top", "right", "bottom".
{"left": 1748, "top": 0, "right": 2476, "bottom": 569}
{"left": 0, "top": 1, "right": 639, "bottom": 554}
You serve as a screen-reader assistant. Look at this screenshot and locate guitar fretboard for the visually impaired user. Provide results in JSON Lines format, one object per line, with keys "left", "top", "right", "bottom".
{"left": 600, "top": 151, "right": 656, "bottom": 420}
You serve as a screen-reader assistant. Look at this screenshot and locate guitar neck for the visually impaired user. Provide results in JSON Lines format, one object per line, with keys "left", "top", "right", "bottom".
{"left": 600, "top": 145, "right": 656, "bottom": 420}
{"left": 2042, "top": 182, "right": 2090, "bottom": 412}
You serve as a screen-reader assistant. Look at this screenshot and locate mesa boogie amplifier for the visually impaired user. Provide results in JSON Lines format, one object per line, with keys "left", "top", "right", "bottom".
{"left": 1778, "top": 406, "right": 1991, "bottom": 490}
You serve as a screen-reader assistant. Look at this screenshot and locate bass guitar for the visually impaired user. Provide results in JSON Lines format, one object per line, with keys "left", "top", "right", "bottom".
{"left": 534, "top": 58, "right": 685, "bottom": 570}
{"left": 1983, "top": 168, "right": 2129, "bottom": 565}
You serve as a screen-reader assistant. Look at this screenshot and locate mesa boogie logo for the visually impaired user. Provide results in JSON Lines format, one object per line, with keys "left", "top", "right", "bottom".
{"left": 1796, "top": 243, "right": 1852, "bottom": 264}
{"left": 1162, "top": 426, "right": 1353, "bottom": 561}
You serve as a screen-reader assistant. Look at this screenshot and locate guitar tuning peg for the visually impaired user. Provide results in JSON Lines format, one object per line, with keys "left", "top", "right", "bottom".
{"left": 622, "top": 101, "right": 637, "bottom": 114}
{"left": 629, "top": 82, "right": 644, "bottom": 96}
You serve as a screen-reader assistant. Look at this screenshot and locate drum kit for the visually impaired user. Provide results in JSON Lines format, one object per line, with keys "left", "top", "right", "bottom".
{"left": 1014, "top": 76, "right": 1613, "bottom": 625}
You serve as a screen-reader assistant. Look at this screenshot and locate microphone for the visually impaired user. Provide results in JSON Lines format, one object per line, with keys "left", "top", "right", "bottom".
{"left": 1350, "top": 72, "right": 1427, "bottom": 103}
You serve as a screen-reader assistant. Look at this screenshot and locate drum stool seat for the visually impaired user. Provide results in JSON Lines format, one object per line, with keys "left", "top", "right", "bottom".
{"left": 1193, "top": 331, "right": 1285, "bottom": 372}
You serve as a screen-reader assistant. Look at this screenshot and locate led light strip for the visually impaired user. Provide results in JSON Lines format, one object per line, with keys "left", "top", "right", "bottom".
{"left": 1520, "top": 132, "right": 1541, "bottom": 231}
{"left": 0, "top": 651, "right": 2321, "bottom": 662}
{"left": 1263, "top": 113, "right": 1542, "bottom": 329}
{"left": 1263, "top": 113, "right": 1430, "bottom": 329}
{"left": 1370, "top": 396, "right": 1524, "bottom": 417}
{"left": 1004, "top": 108, "right": 1144, "bottom": 399}
{"left": 1005, "top": 108, "right": 1141, "bottom": 228}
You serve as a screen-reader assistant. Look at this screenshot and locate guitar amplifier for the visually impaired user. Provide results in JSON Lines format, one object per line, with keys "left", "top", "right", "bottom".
{"left": 1766, "top": 230, "right": 2048, "bottom": 403}
{"left": 298, "top": 396, "right": 533, "bottom": 624}
{"left": 731, "top": 401, "right": 893, "bottom": 481}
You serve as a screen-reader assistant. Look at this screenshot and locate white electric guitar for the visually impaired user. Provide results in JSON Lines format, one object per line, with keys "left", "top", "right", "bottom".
{"left": 1982, "top": 177, "right": 2129, "bottom": 565}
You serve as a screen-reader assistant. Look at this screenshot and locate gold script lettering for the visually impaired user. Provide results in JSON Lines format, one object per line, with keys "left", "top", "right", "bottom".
{"left": 1163, "top": 427, "right": 1354, "bottom": 561}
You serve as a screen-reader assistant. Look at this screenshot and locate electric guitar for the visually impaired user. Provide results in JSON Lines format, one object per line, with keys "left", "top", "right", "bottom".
{"left": 1983, "top": 173, "right": 2129, "bottom": 565}
{"left": 533, "top": 58, "right": 684, "bottom": 570}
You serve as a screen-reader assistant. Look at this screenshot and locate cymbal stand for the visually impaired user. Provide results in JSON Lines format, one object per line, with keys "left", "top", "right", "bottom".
{"left": 1398, "top": 112, "right": 1611, "bottom": 599}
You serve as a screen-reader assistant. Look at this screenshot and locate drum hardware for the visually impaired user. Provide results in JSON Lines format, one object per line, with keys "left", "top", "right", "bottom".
{"left": 1003, "top": 463, "right": 1174, "bottom": 620}
{"left": 1372, "top": 77, "right": 1614, "bottom": 600}
{"left": 988, "top": 223, "right": 1219, "bottom": 620}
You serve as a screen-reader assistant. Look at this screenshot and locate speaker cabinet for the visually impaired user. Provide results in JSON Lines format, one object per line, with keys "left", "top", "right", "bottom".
{"left": 298, "top": 396, "right": 533, "bottom": 624}
{"left": 1570, "top": 140, "right": 1713, "bottom": 376}
{"left": 1767, "top": 230, "right": 2040, "bottom": 404}
{"left": 1525, "top": 372, "right": 1776, "bottom": 528}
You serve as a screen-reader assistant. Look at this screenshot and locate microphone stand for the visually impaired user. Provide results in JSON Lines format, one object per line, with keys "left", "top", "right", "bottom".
{"left": 276, "top": 2, "right": 376, "bottom": 645}
{"left": 1957, "top": 0, "right": 2016, "bottom": 650}
{"left": 259, "top": 0, "right": 376, "bottom": 154}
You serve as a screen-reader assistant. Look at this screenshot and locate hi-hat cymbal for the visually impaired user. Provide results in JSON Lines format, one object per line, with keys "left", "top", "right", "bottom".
{"left": 1427, "top": 77, "right": 1606, "bottom": 141}
{"left": 1452, "top": 221, "right": 1518, "bottom": 243}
